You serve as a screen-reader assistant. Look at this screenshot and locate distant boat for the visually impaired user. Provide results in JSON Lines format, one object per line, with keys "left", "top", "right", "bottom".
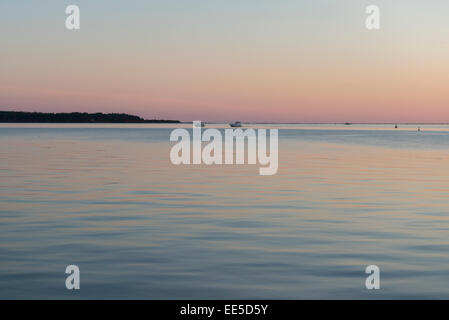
{"left": 345, "top": 122, "right": 351, "bottom": 125}
{"left": 193, "top": 121, "right": 205, "bottom": 128}
{"left": 229, "top": 121, "right": 242, "bottom": 128}
{"left": 395, "top": 125, "right": 398, "bottom": 129}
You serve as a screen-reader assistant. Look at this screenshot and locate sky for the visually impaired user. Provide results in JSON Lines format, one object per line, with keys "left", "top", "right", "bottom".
{"left": 1, "top": 0, "right": 449, "bottom": 123}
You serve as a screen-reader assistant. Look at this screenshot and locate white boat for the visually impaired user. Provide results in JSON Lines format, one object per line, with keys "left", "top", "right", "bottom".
{"left": 229, "top": 121, "right": 242, "bottom": 128}
{"left": 193, "top": 121, "right": 205, "bottom": 127}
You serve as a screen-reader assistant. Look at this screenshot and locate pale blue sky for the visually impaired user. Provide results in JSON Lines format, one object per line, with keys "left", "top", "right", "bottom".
{"left": 1, "top": 1, "right": 449, "bottom": 122}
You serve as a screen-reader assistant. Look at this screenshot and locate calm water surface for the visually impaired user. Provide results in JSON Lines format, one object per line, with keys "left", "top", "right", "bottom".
{"left": 1, "top": 124, "right": 449, "bottom": 299}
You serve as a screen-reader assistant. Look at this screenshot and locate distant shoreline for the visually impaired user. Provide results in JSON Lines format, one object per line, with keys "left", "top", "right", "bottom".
{"left": 1, "top": 111, "right": 448, "bottom": 125}
{"left": 0, "top": 111, "right": 180, "bottom": 123}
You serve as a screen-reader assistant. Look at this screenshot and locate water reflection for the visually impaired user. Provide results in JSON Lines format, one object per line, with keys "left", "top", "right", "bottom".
{"left": 0, "top": 124, "right": 449, "bottom": 299}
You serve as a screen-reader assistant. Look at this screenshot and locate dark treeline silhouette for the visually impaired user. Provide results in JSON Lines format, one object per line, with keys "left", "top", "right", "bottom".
{"left": 0, "top": 111, "right": 180, "bottom": 123}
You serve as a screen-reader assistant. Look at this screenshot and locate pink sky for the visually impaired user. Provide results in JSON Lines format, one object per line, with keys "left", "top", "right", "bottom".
{"left": 1, "top": 1, "right": 449, "bottom": 122}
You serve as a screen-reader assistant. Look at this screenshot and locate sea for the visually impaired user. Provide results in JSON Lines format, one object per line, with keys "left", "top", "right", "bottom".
{"left": 1, "top": 123, "right": 449, "bottom": 299}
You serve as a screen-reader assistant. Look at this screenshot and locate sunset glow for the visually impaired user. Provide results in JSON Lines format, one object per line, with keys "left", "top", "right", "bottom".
{"left": 1, "top": 0, "right": 449, "bottom": 122}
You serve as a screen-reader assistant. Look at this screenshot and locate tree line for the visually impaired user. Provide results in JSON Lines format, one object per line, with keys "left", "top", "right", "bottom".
{"left": 0, "top": 111, "right": 180, "bottom": 123}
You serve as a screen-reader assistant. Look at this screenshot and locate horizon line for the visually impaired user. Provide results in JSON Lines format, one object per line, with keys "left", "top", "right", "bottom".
{"left": 2, "top": 109, "right": 449, "bottom": 125}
